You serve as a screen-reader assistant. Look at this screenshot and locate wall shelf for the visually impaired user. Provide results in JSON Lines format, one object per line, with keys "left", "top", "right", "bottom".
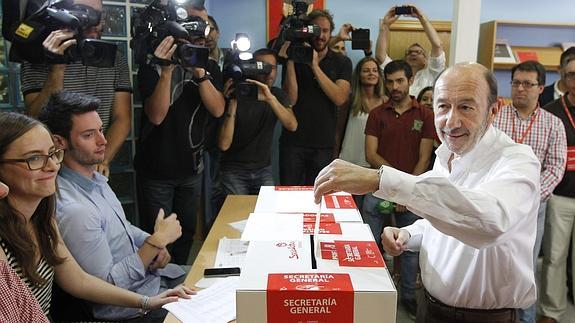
{"left": 478, "top": 20, "right": 575, "bottom": 71}
{"left": 478, "top": 20, "right": 575, "bottom": 98}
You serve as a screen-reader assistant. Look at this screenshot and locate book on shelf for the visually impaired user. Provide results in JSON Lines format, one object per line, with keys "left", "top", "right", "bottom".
{"left": 493, "top": 40, "right": 516, "bottom": 64}
{"left": 515, "top": 50, "right": 539, "bottom": 62}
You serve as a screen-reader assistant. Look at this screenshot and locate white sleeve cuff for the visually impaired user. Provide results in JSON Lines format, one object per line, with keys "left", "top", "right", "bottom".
{"left": 373, "top": 165, "right": 417, "bottom": 206}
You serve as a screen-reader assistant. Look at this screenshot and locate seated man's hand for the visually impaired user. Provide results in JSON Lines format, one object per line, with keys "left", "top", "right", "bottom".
{"left": 313, "top": 159, "right": 380, "bottom": 204}
{"left": 43, "top": 29, "right": 76, "bottom": 56}
{"left": 149, "top": 248, "right": 171, "bottom": 271}
{"left": 152, "top": 209, "right": 182, "bottom": 247}
{"left": 148, "top": 284, "right": 196, "bottom": 309}
{"left": 381, "top": 226, "right": 410, "bottom": 256}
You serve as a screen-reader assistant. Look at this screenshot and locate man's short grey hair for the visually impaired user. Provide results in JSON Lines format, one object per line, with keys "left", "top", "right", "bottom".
{"left": 433, "top": 62, "right": 498, "bottom": 109}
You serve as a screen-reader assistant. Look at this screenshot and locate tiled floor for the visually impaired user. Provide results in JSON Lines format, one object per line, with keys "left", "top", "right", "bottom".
{"left": 188, "top": 241, "right": 575, "bottom": 323}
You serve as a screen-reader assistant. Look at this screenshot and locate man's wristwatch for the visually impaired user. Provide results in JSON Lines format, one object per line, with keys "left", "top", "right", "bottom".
{"left": 377, "top": 165, "right": 385, "bottom": 179}
{"left": 193, "top": 71, "right": 212, "bottom": 84}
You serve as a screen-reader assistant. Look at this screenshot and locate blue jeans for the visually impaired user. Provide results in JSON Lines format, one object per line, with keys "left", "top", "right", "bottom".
{"left": 221, "top": 165, "right": 274, "bottom": 195}
{"left": 137, "top": 173, "right": 202, "bottom": 265}
{"left": 362, "top": 193, "right": 420, "bottom": 302}
{"left": 519, "top": 200, "right": 547, "bottom": 323}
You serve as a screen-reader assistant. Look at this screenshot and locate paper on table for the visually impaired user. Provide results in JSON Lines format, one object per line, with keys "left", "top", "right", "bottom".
{"left": 213, "top": 238, "right": 249, "bottom": 268}
{"left": 195, "top": 277, "right": 225, "bottom": 289}
{"left": 240, "top": 213, "right": 304, "bottom": 241}
{"left": 228, "top": 219, "right": 247, "bottom": 233}
{"left": 163, "top": 276, "right": 239, "bottom": 323}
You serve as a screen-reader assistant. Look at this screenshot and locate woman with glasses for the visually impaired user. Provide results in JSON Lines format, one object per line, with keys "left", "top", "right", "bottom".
{"left": 0, "top": 112, "right": 193, "bottom": 320}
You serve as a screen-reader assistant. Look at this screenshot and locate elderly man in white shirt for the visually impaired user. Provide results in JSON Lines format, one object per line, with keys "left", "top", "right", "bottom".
{"left": 314, "top": 62, "right": 540, "bottom": 323}
{"left": 375, "top": 5, "right": 445, "bottom": 97}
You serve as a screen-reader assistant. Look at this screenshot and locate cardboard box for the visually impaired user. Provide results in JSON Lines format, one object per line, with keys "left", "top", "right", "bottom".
{"left": 237, "top": 223, "right": 397, "bottom": 323}
{"left": 254, "top": 186, "right": 363, "bottom": 222}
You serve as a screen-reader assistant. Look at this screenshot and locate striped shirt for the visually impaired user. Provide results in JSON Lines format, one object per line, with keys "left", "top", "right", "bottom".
{"left": 20, "top": 52, "right": 132, "bottom": 130}
{"left": 494, "top": 104, "right": 567, "bottom": 201}
{"left": 0, "top": 238, "right": 54, "bottom": 316}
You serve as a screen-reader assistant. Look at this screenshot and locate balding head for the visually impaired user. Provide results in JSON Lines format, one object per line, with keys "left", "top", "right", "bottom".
{"left": 433, "top": 63, "right": 499, "bottom": 156}
{"left": 437, "top": 63, "right": 498, "bottom": 108}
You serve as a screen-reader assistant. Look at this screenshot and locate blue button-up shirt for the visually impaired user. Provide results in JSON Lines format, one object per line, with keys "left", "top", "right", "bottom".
{"left": 56, "top": 166, "right": 184, "bottom": 320}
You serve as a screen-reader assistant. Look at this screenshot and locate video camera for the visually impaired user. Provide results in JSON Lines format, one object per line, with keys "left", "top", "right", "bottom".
{"left": 272, "top": 0, "right": 320, "bottom": 64}
{"left": 224, "top": 34, "right": 273, "bottom": 101}
{"left": 6, "top": 0, "right": 117, "bottom": 67}
{"left": 227, "top": 60, "right": 273, "bottom": 101}
{"left": 131, "top": 0, "right": 210, "bottom": 69}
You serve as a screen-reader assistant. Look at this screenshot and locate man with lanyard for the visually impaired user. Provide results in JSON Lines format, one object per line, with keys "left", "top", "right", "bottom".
{"left": 539, "top": 47, "right": 575, "bottom": 107}
{"left": 493, "top": 60, "right": 567, "bottom": 323}
{"left": 539, "top": 52, "right": 575, "bottom": 323}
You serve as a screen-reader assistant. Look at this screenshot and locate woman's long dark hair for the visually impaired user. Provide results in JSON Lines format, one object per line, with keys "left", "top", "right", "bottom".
{"left": 0, "top": 112, "right": 64, "bottom": 285}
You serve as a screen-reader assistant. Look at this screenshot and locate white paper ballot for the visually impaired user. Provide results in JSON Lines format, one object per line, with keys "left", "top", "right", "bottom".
{"left": 240, "top": 212, "right": 304, "bottom": 241}
{"left": 163, "top": 276, "right": 239, "bottom": 323}
{"left": 194, "top": 277, "right": 225, "bottom": 289}
{"left": 228, "top": 219, "right": 247, "bottom": 233}
{"left": 213, "top": 238, "right": 249, "bottom": 268}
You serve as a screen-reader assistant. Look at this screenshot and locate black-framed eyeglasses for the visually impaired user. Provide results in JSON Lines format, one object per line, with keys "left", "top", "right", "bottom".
{"left": 510, "top": 80, "right": 539, "bottom": 89}
{"left": 0, "top": 149, "right": 65, "bottom": 171}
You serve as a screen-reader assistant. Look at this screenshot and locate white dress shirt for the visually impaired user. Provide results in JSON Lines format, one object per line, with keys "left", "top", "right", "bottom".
{"left": 374, "top": 126, "right": 540, "bottom": 309}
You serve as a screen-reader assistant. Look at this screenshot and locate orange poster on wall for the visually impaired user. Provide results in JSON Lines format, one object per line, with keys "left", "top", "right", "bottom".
{"left": 267, "top": 0, "right": 326, "bottom": 41}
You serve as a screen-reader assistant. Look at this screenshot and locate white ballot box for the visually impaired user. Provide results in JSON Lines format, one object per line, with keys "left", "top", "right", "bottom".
{"left": 238, "top": 192, "right": 397, "bottom": 323}
{"left": 254, "top": 186, "right": 363, "bottom": 222}
{"left": 236, "top": 238, "right": 397, "bottom": 323}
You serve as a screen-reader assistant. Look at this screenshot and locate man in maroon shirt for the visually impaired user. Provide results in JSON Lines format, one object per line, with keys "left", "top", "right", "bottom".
{"left": 363, "top": 59, "right": 435, "bottom": 317}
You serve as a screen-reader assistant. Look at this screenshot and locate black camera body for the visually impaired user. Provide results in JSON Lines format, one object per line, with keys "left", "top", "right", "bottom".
{"left": 9, "top": 0, "right": 117, "bottom": 67}
{"left": 225, "top": 59, "right": 273, "bottom": 101}
{"left": 131, "top": 0, "right": 210, "bottom": 69}
{"left": 272, "top": 0, "right": 320, "bottom": 64}
{"left": 395, "top": 5, "right": 415, "bottom": 16}
{"left": 351, "top": 28, "right": 370, "bottom": 50}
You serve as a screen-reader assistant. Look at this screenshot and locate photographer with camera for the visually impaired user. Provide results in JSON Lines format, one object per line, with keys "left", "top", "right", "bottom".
{"left": 280, "top": 8, "right": 352, "bottom": 186}
{"left": 134, "top": 8, "right": 224, "bottom": 265}
{"left": 375, "top": 4, "right": 445, "bottom": 97}
{"left": 19, "top": 0, "right": 132, "bottom": 178}
{"left": 218, "top": 48, "right": 297, "bottom": 195}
